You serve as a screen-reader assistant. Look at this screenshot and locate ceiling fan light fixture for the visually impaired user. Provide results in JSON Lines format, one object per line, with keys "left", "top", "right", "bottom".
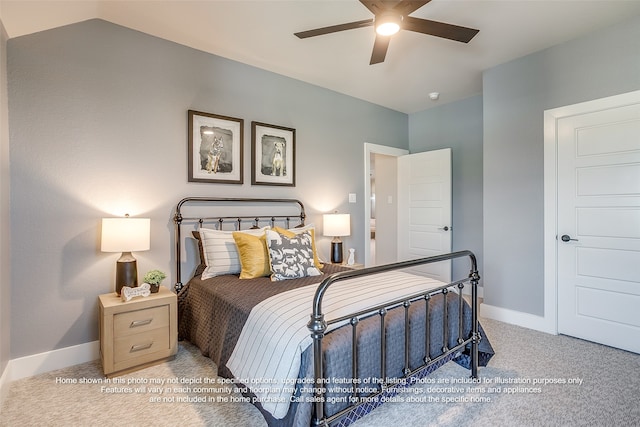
{"left": 375, "top": 12, "right": 402, "bottom": 36}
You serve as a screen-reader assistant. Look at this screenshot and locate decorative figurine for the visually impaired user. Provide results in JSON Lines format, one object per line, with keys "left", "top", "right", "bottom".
{"left": 121, "top": 283, "right": 151, "bottom": 302}
{"left": 347, "top": 248, "right": 355, "bottom": 266}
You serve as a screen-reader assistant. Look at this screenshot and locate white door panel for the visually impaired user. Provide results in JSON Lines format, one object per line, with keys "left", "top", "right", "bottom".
{"left": 575, "top": 118, "right": 640, "bottom": 156}
{"left": 575, "top": 287, "right": 640, "bottom": 328}
{"left": 577, "top": 164, "right": 640, "bottom": 195}
{"left": 410, "top": 207, "right": 444, "bottom": 225}
{"left": 577, "top": 247, "right": 640, "bottom": 283}
{"left": 397, "top": 148, "right": 452, "bottom": 282}
{"left": 557, "top": 101, "right": 640, "bottom": 354}
{"left": 577, "top": 207, "right": 640, "bottom": 239}
{"left": 409, "top": 231, "right": 444, "bottom": 252}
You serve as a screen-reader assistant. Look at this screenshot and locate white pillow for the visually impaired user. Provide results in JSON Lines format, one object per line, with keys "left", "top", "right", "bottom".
{"left": 199, "top": 227, "right": 269, "bottom": 279}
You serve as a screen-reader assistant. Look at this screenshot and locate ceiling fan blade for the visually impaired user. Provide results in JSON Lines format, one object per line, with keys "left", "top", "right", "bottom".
{"left": 392, "top": 0, "right": 432, "bottom": 16}
{"left": 370, "top": 34, "right": 391, "bottom": 64}
{"left": 359, "top": 0, "right": 388, "bottom": 15}
{"left": 294, "top": 19, "right": 373, "bottom": 39}
{"left": 403, "top": 16, "right": 479, "bottom": 43}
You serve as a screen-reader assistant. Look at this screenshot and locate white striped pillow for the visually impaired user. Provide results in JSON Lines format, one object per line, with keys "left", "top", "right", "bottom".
{"left": 199, "top": 227, "right": 269, "bottom": 279}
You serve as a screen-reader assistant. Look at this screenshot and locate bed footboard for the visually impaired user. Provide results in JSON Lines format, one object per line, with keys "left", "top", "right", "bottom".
{"left": 307, "top": 250, "right": 481, "bottom": 426}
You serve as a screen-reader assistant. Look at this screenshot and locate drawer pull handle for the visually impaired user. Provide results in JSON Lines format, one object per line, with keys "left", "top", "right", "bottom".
{"left": 130, "top": 318, "right": 153, "bottom": 328}
{"left": 130, "top": 342, "right": 153, "bottom": 353}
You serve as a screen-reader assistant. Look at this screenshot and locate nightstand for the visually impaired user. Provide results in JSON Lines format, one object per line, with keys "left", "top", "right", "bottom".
{"left": 341, "top": 263, "right": 365, "bottom": 270}
{"left": 98, "top": 286, "right": 177, "bottom": 377}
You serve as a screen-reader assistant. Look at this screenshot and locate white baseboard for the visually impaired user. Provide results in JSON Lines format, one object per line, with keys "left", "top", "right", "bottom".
{"left": 8, "top": 340, "right": 99, "bottom": 382}
{"left": 480, "top": 303, "right": 556, "bottom": 335}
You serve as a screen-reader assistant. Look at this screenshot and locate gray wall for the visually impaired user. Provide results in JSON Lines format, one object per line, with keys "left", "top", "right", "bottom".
{"left": 7, "top": 19, "right": 408, "bottom": 358}
{"left": 0, "top": 17, "right": 10, "bottom": 378}
{"left": 408, "top": 95, "right": 483, "bottom": 284}
{"left": 483, "top": 15, "right": 640, "bottom": 316}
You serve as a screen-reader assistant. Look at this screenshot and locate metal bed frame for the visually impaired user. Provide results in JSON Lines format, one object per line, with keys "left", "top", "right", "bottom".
{"left": 173, "top": 197, "right": 481, "bottom": 427}
{"left": 308, "top": 251, "right": 480, "bottom": 426}
{"left": 173, "top": 197, "right": 306, "bottom": 292}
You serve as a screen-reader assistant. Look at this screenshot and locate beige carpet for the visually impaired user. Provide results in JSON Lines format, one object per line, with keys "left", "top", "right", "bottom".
{"left": 2, "top": 317, "right": 639, "bottom": 426}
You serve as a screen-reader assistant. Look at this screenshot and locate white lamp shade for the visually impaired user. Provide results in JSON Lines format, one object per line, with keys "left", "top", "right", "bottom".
{"left": 101, "top": 217, "right": 151, "bottom": 252}
{"left": 323, "top": 214, "right": 351, "bottom": 237}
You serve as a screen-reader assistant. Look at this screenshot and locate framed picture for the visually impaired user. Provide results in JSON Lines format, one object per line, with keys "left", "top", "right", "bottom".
{"left": 188, "top": 110, "right": 243, "bottom": 184}
{"left": 251, "top": 121, "right": 296, "bottom": 186}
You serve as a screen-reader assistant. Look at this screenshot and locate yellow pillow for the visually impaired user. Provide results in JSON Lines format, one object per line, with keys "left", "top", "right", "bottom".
{"left": 273, "top": 225, "right": 323, "bottom": 270}
{"left": 232, "top": 231, "right": 270, "bottom": 279}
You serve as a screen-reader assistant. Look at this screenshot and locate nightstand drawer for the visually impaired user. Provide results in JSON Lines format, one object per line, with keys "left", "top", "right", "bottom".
{"left": 114, "top": 305, "right": 169, "bottom": 337}
{"left": 114, "top": 327, "right": 170, "bottom": 363}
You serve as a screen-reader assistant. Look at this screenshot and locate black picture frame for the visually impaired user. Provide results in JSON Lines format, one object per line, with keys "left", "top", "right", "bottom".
{"left": 251, "top": 121, "right": 296, "bottom": 186}
{"left": 188, "top": 110, "right": 243, "bottom": 184}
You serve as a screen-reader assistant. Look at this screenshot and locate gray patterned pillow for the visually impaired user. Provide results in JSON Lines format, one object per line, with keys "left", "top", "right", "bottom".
{"left": 265, "top": 229, "right": 322, "bottom": 281}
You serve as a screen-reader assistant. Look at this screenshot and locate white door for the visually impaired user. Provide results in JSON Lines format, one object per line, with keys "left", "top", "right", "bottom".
{"left": 397, "top": 148, "right": 452, "bottom": 282}
{"left": 557, "top": 102, "right": 640, "bottom": 354}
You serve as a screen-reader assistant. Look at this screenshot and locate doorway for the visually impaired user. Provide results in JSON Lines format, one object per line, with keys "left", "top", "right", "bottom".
{"left": 363, "top": 144, "right": 453, "bottom": 277}
{"left": 364, "top": 143, "right": 408, "bottom": 266}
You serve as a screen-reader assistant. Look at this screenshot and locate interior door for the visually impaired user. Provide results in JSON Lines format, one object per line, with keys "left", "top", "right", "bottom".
{"left": 557, "top": 102, "right": 640, "bottom": 354}
{"left": 397, "top": 148, "right": 452, "bottom": 282}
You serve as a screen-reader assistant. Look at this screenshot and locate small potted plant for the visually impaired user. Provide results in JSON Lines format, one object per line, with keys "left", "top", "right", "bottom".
{"left": 142, "top": 269, "right": 167, "bottom": 293}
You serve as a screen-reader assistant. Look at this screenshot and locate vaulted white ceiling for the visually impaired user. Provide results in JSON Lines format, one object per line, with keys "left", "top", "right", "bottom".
{"left": 2, "top": 0, "right": 640, "bottom": 113}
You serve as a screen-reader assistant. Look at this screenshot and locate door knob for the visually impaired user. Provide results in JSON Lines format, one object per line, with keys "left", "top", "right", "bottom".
{"left": 438, "top": 226, "right": 450, "bottom": 231}
{"left": 561, "top": 234, "right": 578, "bottom": 242}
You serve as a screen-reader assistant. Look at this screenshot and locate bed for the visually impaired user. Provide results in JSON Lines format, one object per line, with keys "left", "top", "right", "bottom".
{"left": 174, "top": 197, "right": 494, "bottom": 426}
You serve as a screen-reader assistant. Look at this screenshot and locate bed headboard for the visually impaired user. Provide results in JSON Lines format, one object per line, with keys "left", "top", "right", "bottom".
{"left": 172, "top": 197, "right": 306, "bottom": 291}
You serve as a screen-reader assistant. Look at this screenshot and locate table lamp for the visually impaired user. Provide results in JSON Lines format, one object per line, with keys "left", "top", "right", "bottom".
{"left": 101, "top": 215, "right": 150, "bottom": 295}
{"left": 323, "top": 213, "right": 351, "bottom": 264}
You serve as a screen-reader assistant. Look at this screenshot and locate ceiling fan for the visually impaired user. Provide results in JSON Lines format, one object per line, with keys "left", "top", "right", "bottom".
{"left": 294, "top": 0, "right": 479, "bottom": 65}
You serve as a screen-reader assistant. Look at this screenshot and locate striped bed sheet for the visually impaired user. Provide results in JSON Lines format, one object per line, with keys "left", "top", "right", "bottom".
{"left": 226, "top": 270, "right": 448, "bottom": 419}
